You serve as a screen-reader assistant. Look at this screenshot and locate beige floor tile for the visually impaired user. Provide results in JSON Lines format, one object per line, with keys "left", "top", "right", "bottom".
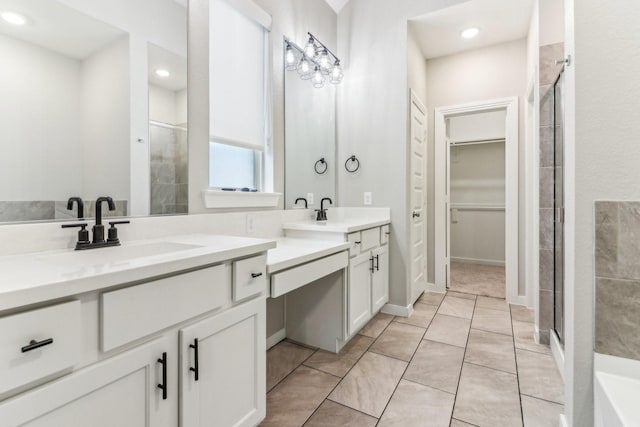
{"left": 465, "top": 329, "right": 517, "bottom": 374}
{"left": 511, "top": 304, "right": 535, "bottom": 323}
{"left": 394, "top": 303, "right": 437, "bottom": 328}
{"left": 267, "top": 341, "right": 315, "bottom": 391}
{"left": 512, "top": 321, "right": 552, "bottom": 354}
{"left": 418, "top": 291, "right": 445, "bottom": 306}
{"left": 378, "top": 380, "right": 454, "bottom": 427}
{"left": 304, "top": 334, "right": 374, "bottom": 377}
{"left": 304, "top": 400, "right": 378, "bottom": 427}
{"left": 516, "top": 349, "right": 564, "bottom": 404}
{"left": 370, "top": 322, "right": 425, "bottom": 361}
{"left": 261, "top": 366, "right": 340, "bottom": 427}
{"left": 329, "top": 351, "right": 407, "bottom": 418}
{"left": 424, "top": 314, "right": 471, "bottom": 347}
{"left": 446, "top": 290, "right": 477, "bottom": 300}
{"left": 521, "top": 395, "right": 564, "bottom": 427}
{"left": 450, "top": 419, "right": 476, "bottom": 427}
{"left": 472, "top": 307, "right": 513, "bottom": 336}
{"left": 403, "top": 339, "right": 464, "bottom": 393}
{"left": 453, "top": 363, "right": 523, "bottom": 427}
{"left": 476, "top": 296, "right": 510, "bottom": 312}
{"left": 437, "top": 296, "right": 476, "bottom": 319}
{"left": 359, "top": 312, "right": 394, "bottom": 338}
{"left": 449, "top": 261, "right": 506, "bottom": 299}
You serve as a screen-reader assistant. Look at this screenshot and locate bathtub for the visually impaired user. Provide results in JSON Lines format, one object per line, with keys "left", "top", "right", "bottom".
{"left": 595, "top": 353, "right": 640, "bottom": 427}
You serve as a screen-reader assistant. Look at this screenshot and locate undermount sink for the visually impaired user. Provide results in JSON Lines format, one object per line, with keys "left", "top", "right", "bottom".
{"left": 36, "top": 241, "right": 202, "bottom": 266}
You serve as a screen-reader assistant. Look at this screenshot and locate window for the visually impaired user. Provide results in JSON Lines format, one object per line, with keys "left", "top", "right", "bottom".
{"left": 208, "top": 0, "right": 271, "bottom": 191}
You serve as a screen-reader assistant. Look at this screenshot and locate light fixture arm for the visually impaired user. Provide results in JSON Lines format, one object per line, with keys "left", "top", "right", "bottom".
{"left": 307, "top": 32, "right": 340, "bottom": 64}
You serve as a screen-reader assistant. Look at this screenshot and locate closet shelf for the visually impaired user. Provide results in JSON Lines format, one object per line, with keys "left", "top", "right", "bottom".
{"left": 449, "top": 203, "right": 505, "bottom": 211}
{"left": 449, "top": 138, "right": 505, "bottom": 147}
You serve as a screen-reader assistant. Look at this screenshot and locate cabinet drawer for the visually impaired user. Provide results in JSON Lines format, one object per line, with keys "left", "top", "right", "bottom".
{"left": 0, "top": 300, "right": 81, "bottom": 395}
{"left": 360, "top": 227, "right": 380, "bottom": 252}
{"left": 380, "top": 225, "right": 390, "bottom": 245}
{"left": 101, "top": 264, "right": 230, "bottom": 351}
{"left": 233, "top": 254, "right": 267, "bottom": 302}
{"left": 347, "top": 232, "right": 361, "bottom": 257}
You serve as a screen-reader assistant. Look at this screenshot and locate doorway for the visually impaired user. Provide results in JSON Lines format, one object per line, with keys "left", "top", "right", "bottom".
{"left": 434, "top": 97, "right": 519, "bottom": 302}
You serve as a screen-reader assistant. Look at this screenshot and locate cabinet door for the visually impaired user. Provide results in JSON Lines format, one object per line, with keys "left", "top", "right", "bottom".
{"left": 371, "top": 245, "right": 390, "bottom": 313}
{"left": 0, "top": 337, "right": 173, "bottom": 427}
{"left": 348, "top": 252, "right": 373, "bottom": 336}
{"left": 180, "top": 298, "right": 266, "bottom": 427}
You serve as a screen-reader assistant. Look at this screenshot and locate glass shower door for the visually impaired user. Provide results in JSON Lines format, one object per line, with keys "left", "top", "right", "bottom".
{"left": 553, "top": 70, "right": 565, "bottom": 344}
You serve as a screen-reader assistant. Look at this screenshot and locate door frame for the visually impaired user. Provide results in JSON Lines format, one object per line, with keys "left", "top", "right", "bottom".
{"left": 434, "top": 96, "right": 520, "bottom": 303}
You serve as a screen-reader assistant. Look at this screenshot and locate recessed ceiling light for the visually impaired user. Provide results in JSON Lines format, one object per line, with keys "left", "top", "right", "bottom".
{"left": 1, "top": 11, "right": 27, "bottom": 26}
{"left": 155, "top": 69, "right": 171, "bottom": 78}
{"left": 461, "top": 27, "right": 479, "bottom": 39}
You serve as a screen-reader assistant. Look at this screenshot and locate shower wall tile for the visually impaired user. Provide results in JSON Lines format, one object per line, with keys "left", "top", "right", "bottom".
{"left": 539, "top": 43, "right": 565, "bottom": 85}
{"left": 539, "top": 249, "right": 554, "bottom": 291}
{"left": 595, "top": 277, "right": 640, "bottom": 359}
{"left": 539, "top": 85, "right": 554, "bottom": 127}
{"left": 595, "top": 202, "right": 640, "bottom": 280}
{"left": 0, "top": 201, "right": 54, "bottom": 222}
{"left": 540, "top": 126, "right": 554, "bottom": 167}
{"left": 539, "top": 167, "right": 554, "bottom": 209}
{"left": 539, "top": 209, "right": 554, "bottom": 250}
{"left": 539, "top": 290, "right": 554, "bottom": 333}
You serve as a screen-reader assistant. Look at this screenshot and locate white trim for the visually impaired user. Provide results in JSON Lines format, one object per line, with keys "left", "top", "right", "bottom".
{"left": 224, "top": 0, "right": 272, "bottom": 30}
{"left": 526, "top": 73, "right": 540, "bottom": 311}
{"left": 202, "top": 190, "right": 281, "bottom": 208}
{"left": 550, "top": 329, "right": 565, "bottom": 381}
{"left": 434, "top": 97, "right": 519, "bottom": 304}
{"left": 424, "top": 282, "right": 441, "bottom": 293}
{"left": 559, "top": 414, "right": 568, "bottom": 427}
{"left": 210, "top": 134, "right": 265, "bottom": 152}
{"left": 381, "top": 302, "right": 413, "bottom": 317}
{"left": 266, "top": 328, "right": 286, "bottom": 350}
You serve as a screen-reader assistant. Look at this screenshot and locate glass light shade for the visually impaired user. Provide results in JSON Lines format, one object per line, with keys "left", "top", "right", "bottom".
{"left": 312, "top": 66, "right": 325, "bottom": 88}
{"left": 285, "top": 44, "right": 297, "bottom": 70}
{"left": 298, "top": 57, "right": 313, "bottom": 79}
{"left": 318, "top": 49, "right": 331, "bottom": 74}
{"left": 461, "top": 27, "right": 479, "bottom": 39}
{"left": 304, "top": 37, "right": 316, "bottom": 58}
{"left": 1, "top": 11, "right": 26, "bottom": 25}
{"left": 330, "top": 61, "right": 343, "bottom": 84}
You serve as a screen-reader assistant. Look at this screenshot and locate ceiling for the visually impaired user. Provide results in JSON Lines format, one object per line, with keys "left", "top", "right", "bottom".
{"left": 324, "top": 0, "right": 349, "bottom": 13}
{"left": 148, "top": 43, "right": 187, "bottom": 92}
{"left": 0, "top": 0, "right": 125, "bottom": 59}
{"left": 409, "top": 0, "right": 534, "bottom": 59}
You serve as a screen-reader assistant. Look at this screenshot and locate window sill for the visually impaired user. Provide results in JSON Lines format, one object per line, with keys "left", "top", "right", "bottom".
{"left": 202, "top": 190, "right": 281, "bottom": 209}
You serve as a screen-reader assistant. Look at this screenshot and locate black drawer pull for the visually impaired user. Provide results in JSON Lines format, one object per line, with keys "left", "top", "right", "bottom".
{"left": 157, "top": 352, "right": 168, "bottom": 400}
{"left": 251, "top": 272, "right": 263, "bottom": 278}
{"left": 21, "top": 338, "right": 53, "bottom": 353}
{"left": 385, "top": 231, "right": 390, "bottom": 235}
{"left": 190, "top": 338, "right": 199, "bottom": 381}
{"left": 375, "top": 254, "right": 380, "bottom": 271}
{"left": 370, "top": 256, "right": 375, "bottom": 273}
{"left": 355, "top": 241, "right": 361, "bottom": 244}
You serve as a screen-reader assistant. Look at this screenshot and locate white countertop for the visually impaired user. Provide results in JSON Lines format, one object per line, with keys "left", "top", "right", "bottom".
{"left": 266, "top": 238, "right": 351, "bottom": 274}
{"left": 282, "top": 207, "right": 390, "bottom": 233}
{"left": 0, "top": 234, "right": 276, "bottom": 312}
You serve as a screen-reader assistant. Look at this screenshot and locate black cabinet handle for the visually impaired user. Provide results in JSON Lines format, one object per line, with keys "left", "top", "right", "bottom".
{"left": 21, "top": 338, "right": 53, "bottom": 353}
{"left": 251, "top": 272, "right": 263, "bottom": 278}
{"left": 375, "top": 254, "right": 380, "bottom": 271}
{"left": 385, "top": 231, "right": 390, "bottom": 235}
{"left": 190, "top": 338, "right": 199, "bottom": 381}
{"left": 157, "top": 352, "right": 167, "bottom": 400}
{"left": 355, "top": 241, "right": 361, "bottom": 244}
{"left": 370, "top": 256, "right": 375, "bottom": 273}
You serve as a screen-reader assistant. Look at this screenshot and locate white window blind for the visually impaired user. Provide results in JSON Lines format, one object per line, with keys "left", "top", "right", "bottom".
{"left": 209, "top": 0, "right": 270, "bottom": 151}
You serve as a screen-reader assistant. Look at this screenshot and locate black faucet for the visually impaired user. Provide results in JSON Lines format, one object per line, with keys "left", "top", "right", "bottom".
{"left": 93, "top": 196, "right": 116, "bottom": 243}
{"left": 295, "top": 197, "right": 308, "bottom": 208}
{"left": 316, "top": 197, "right": 333, "bottom": 221}
{"left": 66, "top": 197, "right": 84, "bottom": 219}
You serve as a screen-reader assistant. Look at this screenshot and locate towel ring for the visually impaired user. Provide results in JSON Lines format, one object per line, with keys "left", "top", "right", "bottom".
{"left": 314, "top": 158, "right": 328, "bottom": 174}
{"left": 345, "top": 155, "right": 360, "bottom": 173}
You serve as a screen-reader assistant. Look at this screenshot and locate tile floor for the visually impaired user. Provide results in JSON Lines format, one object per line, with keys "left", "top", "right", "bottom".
{"left": 449, "top": 262, "right": 506, "bottom": 299}
{"left": 261, "top": 291, "right": 564, "bottom": 427}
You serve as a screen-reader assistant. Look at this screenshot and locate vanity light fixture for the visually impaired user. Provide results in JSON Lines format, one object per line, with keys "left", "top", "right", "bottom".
{"left": 285, "top": 33, "right": 343, "bottom": 88}
{"left": 461, "top": 27, "right": 480, "bottom": 39}
{"left": 155, "top": 69, "right": 171, "bottom": 77}
{"left": 1, "top": 11, "right": 27, "bottom": 26}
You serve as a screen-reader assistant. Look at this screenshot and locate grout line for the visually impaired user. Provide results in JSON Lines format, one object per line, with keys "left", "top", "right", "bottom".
{"left": 401, "top": 377, "right": 456, "bottom": 396}
{"left": 448, "top": 292, "right": 476, "bottom": 426}
{"left": 509, "top": 304, "right": 526, "bottom": 426}
{"left": 519, "top": 392, "right": 565, "bottom": 406}
{"left": 463, "top": 360, "right": 518, "bottom": 376}
{"left": 266, "top": 342, "right": 317, "bottom": 393}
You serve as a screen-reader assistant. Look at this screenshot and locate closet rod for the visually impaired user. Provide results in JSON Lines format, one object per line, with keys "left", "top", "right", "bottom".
{"left": 449, "top": 138, "right": 505, "bottom": 147}
{"left": 449, "top": 203, "right": 505, "bottom": 211}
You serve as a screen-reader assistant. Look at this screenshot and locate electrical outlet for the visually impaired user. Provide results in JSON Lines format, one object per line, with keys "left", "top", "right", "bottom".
{"left": 246, "top": 214, "right": 255, "bottom": 234}
{"left": 364, "top": 192, "right": 372, "bottom": 205}
{"left": 307, "top": 193, "right": 314, "bottom": 205}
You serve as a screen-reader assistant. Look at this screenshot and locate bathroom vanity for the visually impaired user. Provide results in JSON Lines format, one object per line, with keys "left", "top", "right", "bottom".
{"left": 0, "top": 235, "right": 276, "bottom": 427}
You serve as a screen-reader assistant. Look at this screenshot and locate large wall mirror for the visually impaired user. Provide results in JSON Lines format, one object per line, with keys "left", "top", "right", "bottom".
{"left": 0, "top": 0, "right": 187, "bottom": 223}
{"left": 284, "top": 40, "right": 336, "bottom": 209}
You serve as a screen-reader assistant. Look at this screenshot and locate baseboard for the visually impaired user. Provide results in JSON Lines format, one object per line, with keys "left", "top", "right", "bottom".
{"left": 266, "top": 328, "right": 286, "bottom": 350}
{"left": 559, "top": 414, "right": 568, "bottom": 427}
{"left": 381, "top": 302, "right": 413, "bottom": 317}
{"left": 451, "top": 256, "right": 505, "bottom": 267}
{"left": 425, "top": 282, "right": 444, "bottom": 293}
{"left": 550, "top": 330, "right": 565, "bottom": 381}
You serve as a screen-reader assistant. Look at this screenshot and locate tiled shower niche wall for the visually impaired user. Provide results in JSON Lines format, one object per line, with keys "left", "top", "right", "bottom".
{"left": 595, "top": 201, "right": 640, "bottom": 360}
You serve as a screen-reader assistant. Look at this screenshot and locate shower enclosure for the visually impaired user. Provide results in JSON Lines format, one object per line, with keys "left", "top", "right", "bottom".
{"left": 553, "top": 69, "right": 565, "bottom": 345}
{"left": 149, "top": 122, "right": 188, "bottom": 215}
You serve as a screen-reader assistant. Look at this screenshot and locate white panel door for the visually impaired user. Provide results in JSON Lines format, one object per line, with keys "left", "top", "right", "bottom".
{"left": 0, "top": 337, "right": 173, "bottom": 427}
{"left": 348, "top": 252, "right": 373, "bottom": 336}
{"left": 371, "top": 245, "right": 389, "bottom": 313}
{"left": 180, "top": 298, "right": 266, "bottom": 427}
{"left": 410, "top": 91, "right": 428, "bottom": 301}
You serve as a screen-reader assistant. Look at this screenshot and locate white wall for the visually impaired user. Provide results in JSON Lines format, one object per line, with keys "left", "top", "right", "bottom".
{"left": 425, "top": 38, "right": 528, "bottom": 294}
{"left": 80, "top": 36, "right": 130, "bottom": 201}
{"left": 149, "top": 84, "right": 187, "bottom": 126}
{"left": 407, "top": 24, "right": 428, "bottom": 107}
{"left": 564, "top": 0, "right": 640, "bottom": 425}
{"left": 539, "top": 0, "right": 564, "bottom": 46}
{"left": 0, "top": 33, "right": 82, "bottom": 201}
{"left": 337, "top": 0, "right": 467, "bottom": 308}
